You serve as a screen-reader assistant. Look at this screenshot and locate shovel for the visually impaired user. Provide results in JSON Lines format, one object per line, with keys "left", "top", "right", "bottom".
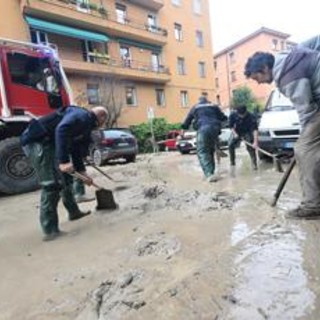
{"left": 271, "top": 157, "right": 296, "bottom": 207}
{"left": 71, "top": 172, "right": 118, "bottom": 210}
{"left": 86, "top": 161, "right": 125, "bottom": 183}
{"left": 242, "top": 140, "right": 284, "bottom": 173}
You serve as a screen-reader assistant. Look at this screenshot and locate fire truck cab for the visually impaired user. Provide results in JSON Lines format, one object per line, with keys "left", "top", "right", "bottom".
{"left": 0, "top": 38, "right": 71, "bottom": 194}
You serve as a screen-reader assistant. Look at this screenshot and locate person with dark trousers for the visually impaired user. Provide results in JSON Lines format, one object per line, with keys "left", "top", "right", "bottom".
{"left": 244, "top": 35, "right": 320, "bottom": 219}
{"left": 21, "top": 106, "right": 108, "bottom": 241}
{"left": 182, "top": 96, "right": 227, "bottom": 182}
{"left": 228, "top": 105, "right": 258, "bottom": 171}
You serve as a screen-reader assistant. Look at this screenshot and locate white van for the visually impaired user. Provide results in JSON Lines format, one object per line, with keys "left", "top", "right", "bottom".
{"left": 258, "top": 89, "right": 300, "bottom": 156}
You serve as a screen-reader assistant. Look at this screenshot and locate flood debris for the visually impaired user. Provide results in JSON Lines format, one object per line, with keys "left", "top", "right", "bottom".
{"left": 135, "top": 231, "right": 181, "bottom": 258}
{"left": 76, "top": 270, "right": 146, "bottom": 320}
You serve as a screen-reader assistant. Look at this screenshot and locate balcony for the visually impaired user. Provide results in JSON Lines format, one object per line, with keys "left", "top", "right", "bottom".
{"left": 62, "top": 55, "right": 171, "bottom": 84}
{"left": 128, "top": 0, "right": 164, "bottom": 11}
{"left": 22, "top": 0, "right": 168, "bottom": 46}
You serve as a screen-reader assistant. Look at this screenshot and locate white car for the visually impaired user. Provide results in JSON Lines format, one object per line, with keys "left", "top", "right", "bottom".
{"left": 176, "top": 131, "right": 197, "bottom": 154}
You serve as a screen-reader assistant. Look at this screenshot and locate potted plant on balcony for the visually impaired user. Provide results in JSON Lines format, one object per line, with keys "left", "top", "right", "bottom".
{"left": 98, "top": 6, "right": 108, "bottom": 17}
{"left": 88, "top": 2, "right": 98, "bottom": 11}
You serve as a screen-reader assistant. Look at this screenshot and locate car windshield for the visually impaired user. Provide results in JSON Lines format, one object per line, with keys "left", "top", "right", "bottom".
{"left": 265, "top": 90, "right": 295, "bottom": 111}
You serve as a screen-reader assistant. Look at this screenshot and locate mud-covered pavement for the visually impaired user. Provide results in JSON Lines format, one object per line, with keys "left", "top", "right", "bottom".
{"left": 1, "top": 148, "right": 320, "bottom": 320}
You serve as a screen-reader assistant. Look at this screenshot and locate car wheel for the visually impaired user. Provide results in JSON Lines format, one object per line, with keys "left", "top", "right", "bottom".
{"left": 180, "top": 150, "right": 190, "bottom": 155}
{"left": 125, "top": 155, "right": 136, "bottom": 163}
{"left": 93, "top": 149, "right": 105, "bottom": 166}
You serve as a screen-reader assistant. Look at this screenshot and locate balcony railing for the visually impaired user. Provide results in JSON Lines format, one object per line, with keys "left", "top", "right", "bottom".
{"left": 86, "top": 53, "right": 170, "bottom": 75}
{"left": 25, "top": 0, "right": 168, "bottom": 37}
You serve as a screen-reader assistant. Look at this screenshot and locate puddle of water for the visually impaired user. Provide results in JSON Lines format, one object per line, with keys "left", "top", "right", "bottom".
{"left": 231, "top": 222, "right": 250, "bottom": 246}
{"left": 226, "top": 225, "right": 315, "bottom": 320}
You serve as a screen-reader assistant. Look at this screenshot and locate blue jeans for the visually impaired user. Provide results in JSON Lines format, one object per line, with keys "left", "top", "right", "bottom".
{"left": 196, "top": 126, "right": 220, "bottom": 177}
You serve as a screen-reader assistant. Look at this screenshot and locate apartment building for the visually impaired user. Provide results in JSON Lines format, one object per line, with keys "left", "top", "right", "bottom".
{"left": 0, "top": 0, "right": 215, "bottom": 126}
{"left": 214, "top": 27, "right": 296, "bottom": 109}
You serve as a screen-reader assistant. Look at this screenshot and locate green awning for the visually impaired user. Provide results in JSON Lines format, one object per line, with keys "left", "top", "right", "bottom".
{"left": 25, "top": 16, "right": 109, "bottom": 43}
{"left": 117, "top": 37, "right": 162, "bottom": 53}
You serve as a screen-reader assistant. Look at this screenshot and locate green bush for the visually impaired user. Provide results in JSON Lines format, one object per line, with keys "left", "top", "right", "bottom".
{"left": 130, "top": 118, "right": 181, "bottom": 153}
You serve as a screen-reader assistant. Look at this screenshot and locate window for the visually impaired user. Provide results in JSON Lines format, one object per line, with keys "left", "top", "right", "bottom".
{"left": 215, "top": 77, "right": 219, "bottom": 88}
{"left": 174, "top": 23, "right": 183, "bottom": 41}
{"left": 120, "top": 46, "right": 131, "bottom": 67}
{"left": 214, "top": 60, "right": 217, "bottom": 70}
{"left": 147, "top": 14, "right": 158, "bottom": 32}
{"left": 172, "top": 0, "right": 181, "bottom": 6}
{"left": 202, "top": 92, "right": 208, "bottom": 97}
{"left": 193, "top": 0, "right": 202, "bottom": 14}
{"left": 151, "top": 52, "right": 161, "bottom": 72}
{"left": 156, "top": 89, "right": 165, "bottom": 107}
{"left": 81, "top": 40, "right": 95, "bottom": 62}
{"left": 272, "top": 39, "right": 278, "bottom": 51}
{"left": 77, "top": 0, "right": 89, "bottom": 12}
{"left": 126, "top": 86, "right": 137, "bottom": 106}
{"left": 177, "top": 57, "right": 186, "bottom": 75}
{"left": 231, "top": 71, "right": 236, "bottom": 82}
{"left": 196, "top": 30, "right": 204, "bottom": 47}
{"left": 30, "top": 29, "right": 48, "bottom": 44}
{"left": 198, "top": 62, "right": 206, "bottom": 78}
{"left": 7, "top": 52, "right": 58, "bottom": 93}
{"left": 216, "top": 94, "right": 221, "bottom": 104}
{"left": 180, "top": 91, "right": 189, "bottom": 107}
{"left": 229, "top": 51, "right": 235, "bottom": 63}
{"left": 87, "top": 83, "right": 100, "bottom": 105}
{"left": 116, "top": 3, "right": 127, "bottom": 24}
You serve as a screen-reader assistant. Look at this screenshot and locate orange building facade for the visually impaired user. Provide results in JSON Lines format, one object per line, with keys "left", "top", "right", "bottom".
{"left": 0, "top": 0, "right": 215, "bottom": 126}
{"left": 213, "top": 27, "right": 295, "bottom": 109}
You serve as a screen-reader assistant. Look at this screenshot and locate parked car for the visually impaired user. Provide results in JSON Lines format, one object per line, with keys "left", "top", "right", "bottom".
{"left": 218, "top": 128, "right": 232, "bottom": 150}
{"left": 89, "top": 128, "right": 138, "bottom": 166}
{"left": 258, "top": 89, "right": 300, "bottom": 158}
{"left": 176, "top": 131, "right": 197, "bottom": 154}
{"left": 176, "top": 128, "right": 232, "bottom": 155}
{"left": 157, "top": 130, "right": 182, "bottom": 151}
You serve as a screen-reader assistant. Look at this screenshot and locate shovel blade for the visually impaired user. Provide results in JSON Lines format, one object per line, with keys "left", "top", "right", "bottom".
{"left": 95, "top": 188, "right": 118, "bottom": 210}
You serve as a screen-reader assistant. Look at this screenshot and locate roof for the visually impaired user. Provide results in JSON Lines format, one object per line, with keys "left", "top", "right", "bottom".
{"left": 214, "top": 27, "right": 291, "bottom": 58}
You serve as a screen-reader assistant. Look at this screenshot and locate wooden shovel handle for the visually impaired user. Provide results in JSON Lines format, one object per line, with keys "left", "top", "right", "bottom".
{"left": 243, "top": 139, "right": 275, "bottom": 158}
{"left": 70, "top": 171, "right": 101, "bottom": 190}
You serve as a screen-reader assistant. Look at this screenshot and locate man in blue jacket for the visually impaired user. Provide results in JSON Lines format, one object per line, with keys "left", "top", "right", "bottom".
{"left": 244, "top": 35, "right": 320, "bottom": 219}
{"left": 21, "top": 106, "right": 108, "bottom": 241}
{"left": 182, "top": 96, "right": 227, "bottom": 182}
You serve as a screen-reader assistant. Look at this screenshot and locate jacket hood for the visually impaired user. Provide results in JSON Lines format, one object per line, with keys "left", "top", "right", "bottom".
{"left": 272, "top": 52, "right": 288, "bottom": 84}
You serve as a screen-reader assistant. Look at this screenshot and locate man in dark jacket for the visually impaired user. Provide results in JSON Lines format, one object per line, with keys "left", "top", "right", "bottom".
{"left": 244, "top": 35, "right": 320, "bottom": 219}
{"left": 182, "top": 96, "right": 227, "bottom": 182}
{"left": 21, "top": 106, "right": 108, "bottom": 241}
{"left": 228, "top": 105, "right": 258, "bottom": 171}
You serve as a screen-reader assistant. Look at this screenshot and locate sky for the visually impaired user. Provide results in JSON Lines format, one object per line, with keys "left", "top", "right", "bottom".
{"left": 209, "top": 0, "right": 319, "bottom": 53}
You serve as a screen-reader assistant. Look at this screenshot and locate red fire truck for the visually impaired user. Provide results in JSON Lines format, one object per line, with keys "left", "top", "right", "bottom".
{"left": 0, "top": 38, "right": 72, "bottom": 194}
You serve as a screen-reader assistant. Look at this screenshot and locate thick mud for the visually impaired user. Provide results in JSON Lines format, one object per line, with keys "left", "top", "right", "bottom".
{"left": 1, "top": 148, "right": 320, "bottom": 319}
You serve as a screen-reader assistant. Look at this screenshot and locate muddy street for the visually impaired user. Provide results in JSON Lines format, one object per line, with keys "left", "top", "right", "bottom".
{"left": 0, "top": 149, "right": 320, "bottom": 320}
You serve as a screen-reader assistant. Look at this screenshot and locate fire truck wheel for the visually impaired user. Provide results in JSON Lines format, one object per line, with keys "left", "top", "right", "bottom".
{"left": 0, "top": 137, "right": 39, "bottom": 194}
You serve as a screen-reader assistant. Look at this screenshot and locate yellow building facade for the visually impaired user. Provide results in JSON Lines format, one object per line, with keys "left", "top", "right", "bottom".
{"left": 214, "top": 27, "right": 295, "bottom": 109}
{"left": 0, "top": 0, "right": 215, "bottom": 126}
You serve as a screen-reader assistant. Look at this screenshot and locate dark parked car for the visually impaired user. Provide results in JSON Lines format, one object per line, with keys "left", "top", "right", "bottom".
{"left": 90, "top": 128, "right": 138, "bottom": 166}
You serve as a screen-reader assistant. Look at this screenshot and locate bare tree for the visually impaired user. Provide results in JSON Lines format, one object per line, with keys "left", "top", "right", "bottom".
{"left": 74, "top": 75, "right": 125, "bottom": 128}
{"left": 100, "top": 76, "right": 125, "bottom": 128}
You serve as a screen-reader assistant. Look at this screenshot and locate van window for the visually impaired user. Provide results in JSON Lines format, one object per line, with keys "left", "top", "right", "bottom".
{"left": 265, "top": 90, "right": 294, "bottom": 111}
